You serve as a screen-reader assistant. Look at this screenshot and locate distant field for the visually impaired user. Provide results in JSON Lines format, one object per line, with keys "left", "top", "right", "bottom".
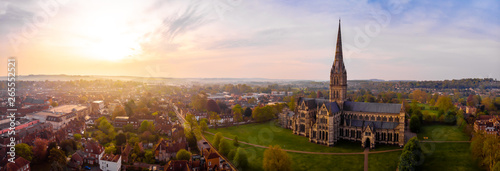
{"left": 417, "top": 103, "right": 439, "bottom": 116}
{"left": 417, "top": 124, "right": 470, "bottom": 141}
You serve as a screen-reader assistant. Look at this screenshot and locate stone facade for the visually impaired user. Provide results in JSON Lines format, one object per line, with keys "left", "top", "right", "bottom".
{"left": 281, "top": 21, "right": 406, "bottom": 149}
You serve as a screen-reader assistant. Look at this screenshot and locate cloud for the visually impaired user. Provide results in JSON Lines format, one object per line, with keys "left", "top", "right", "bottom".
{"left": 0, "top": 0, "right": 498, "bottom": 80}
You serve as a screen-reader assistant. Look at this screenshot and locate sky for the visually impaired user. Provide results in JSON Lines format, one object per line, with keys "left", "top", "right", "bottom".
{"left": 0, "top": 0, "right": 499, "bottom": 81}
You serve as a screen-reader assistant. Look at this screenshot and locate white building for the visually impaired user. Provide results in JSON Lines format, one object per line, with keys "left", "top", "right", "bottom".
{"left": 26, "top": 105, "right": 89, "bottom": 130}
{"left": 100, "top": 153, "right": 121, "bottom": 171}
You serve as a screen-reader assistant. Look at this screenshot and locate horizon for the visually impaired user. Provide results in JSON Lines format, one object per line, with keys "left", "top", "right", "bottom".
{"left": 0, "top": 0, "right": 499, "bottom": 80}
{"left": 2, "top": 74, "right": 498, "bottom": 82}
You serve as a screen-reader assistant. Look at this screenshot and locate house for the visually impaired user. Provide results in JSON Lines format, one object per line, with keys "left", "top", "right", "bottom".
{"left": 164, "top": 160, "right": 192, "bottom": 171}
{"left": 154, "top": 137, "right": 188, "bottom": 162}
{"left": 0, "top": 157, "right": 30, "bottom": 171}
{"left": 203, "top": 148, "right": 222, "bottom": 171}
{"left": 113, "top": 116, "right": 129, "bottom": 128}
{"left": 99, "top": 153, "right": 121, "bottom": 171}
{"left": 474, "top": 116, "right": 500, "bottom": 135}
{"left": 121, "top": 144, "right": 132, "bottom": 164}
{"left": 68, "top": 151, "right": 84, "bottom": 169}
{"left": 83, "top": 140, "right": 104, "bottom": 165}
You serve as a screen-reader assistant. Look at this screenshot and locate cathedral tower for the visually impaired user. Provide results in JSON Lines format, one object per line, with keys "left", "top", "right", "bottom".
{"left": 330, "top": 20, "right": 347, "bottom": 104}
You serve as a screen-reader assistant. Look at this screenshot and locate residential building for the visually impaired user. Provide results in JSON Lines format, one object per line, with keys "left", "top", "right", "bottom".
{"left": 100, "top": 153, "right": 122, "bottom": 171}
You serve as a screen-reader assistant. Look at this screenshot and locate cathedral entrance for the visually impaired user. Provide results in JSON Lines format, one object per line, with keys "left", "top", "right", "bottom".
{"left": 364, "top": 138, "right": 370, "bottom": 149}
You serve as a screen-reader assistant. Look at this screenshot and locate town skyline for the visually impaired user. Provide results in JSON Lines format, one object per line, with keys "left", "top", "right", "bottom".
{"left": 0, "top": 0, "right": 499, "bottom": 80}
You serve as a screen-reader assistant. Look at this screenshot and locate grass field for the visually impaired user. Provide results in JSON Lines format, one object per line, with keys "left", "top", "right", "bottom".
{"left": 207, "top": 121, "right": 364, "bottom": 153}
{"left": 415, "top": 124, "right": 482, "bottom": 170}
{"left": 368, "top": 151, "right": 402, "bottom": 171}
{"left": 420, "top": 143, "right": 482, "bottom": 171}
{"left": 203, "top": 132, "right": 365, "bottom": 171}
{"left": 417, "top": 103, "right": 439, "bottom": 116}
{"left": 417, "top": 124, "right": 470, "bottom": 141}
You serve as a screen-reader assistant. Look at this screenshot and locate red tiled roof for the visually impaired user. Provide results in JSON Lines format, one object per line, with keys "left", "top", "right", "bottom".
{"left": 164, "top": 160, "right": 191, "bottom": 171}
{"left": 207, "top": 152, "right": 220, "bottom": 159}
{"left": 2, "top": 157, "right": 30, "bottom": 171}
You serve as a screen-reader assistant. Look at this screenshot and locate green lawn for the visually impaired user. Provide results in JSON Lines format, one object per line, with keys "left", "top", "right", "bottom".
{"left": 415, "top": 124, "right": 482, "bottom": 170}
{"left": 420, "top": 143, "right": 482, "bottom": 171}
{"left": 204, "top": 132, "right": 364, "bottom": 171}
{"left": 371, "top": 144, "right": 402, "bottom": 151}
{"left": 417, "top": 125, "right": 470, "bottom": 141}
{"left": 417, "top": 103, "right": 439, "bottom": 116}
{"left": 368, "top": 151, "right": 402, "bottom": 171}
{"left": 208, "top": 121, "right": 364, "bottom": 153}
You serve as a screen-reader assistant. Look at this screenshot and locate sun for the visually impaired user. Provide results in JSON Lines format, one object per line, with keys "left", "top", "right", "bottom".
{"left": 76, "top": 13, "right": 143, "bottom": 62}
{"left": 87, "top": 37, "right": 141, "bottom": 61}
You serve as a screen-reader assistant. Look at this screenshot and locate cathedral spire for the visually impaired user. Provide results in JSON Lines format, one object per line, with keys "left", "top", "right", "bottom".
{"left": 332, "top": 19, "right": 345, "bottom": 74}
{"left": 330, "top": 19, "right": 347, "bottom": 103}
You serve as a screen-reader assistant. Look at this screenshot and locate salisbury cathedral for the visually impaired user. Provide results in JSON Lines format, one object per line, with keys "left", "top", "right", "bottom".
{"left": 279, "top": 21, "right": 406, "bottom": 149}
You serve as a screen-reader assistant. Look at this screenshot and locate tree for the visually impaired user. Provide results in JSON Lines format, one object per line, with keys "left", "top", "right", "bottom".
{"left": 15, "top": 143, "right": 33, "bottom": 161}
{"left": 60, "top": 139, "right": 77, "bottom": 155}
{"left": 144, "top": 150, "right": 155, "bottom": 164}
{"left": 219, "top": 139, "right": 231, "bottom": 156}
{"left": 411, "top": 90, "right": 428, "bottom": 103}
{"left": 213, "top": 132, "right": 223, "bottom": 149}
{"left": 435, "top": 95, "right": 454, "bottom": 112}
{"left": 73, "top": 133, "right": 82, "bottom": 141}
{"left": 207, "top": 99, "right": 221, "bottom": 113}
{"left": 124, "top": 99, "right": 136, "bottom": 116}
{"left": 176, "top": 149, "right": 192, "bottom": 160}
{"left": 48, "top": 148, "right": 66, "bottom": 165}
{"left": 139, "top": 120, "right": 155, "bottom": 133}
{"left": 105, "top": 144, "right": 117, "bottom": 154}
{"left": 112, "top": 105, "right": 126, "bottom": 119}
{"left": 185, "top": 113, "right": 198, "bottom": 131}
{"left": 191, "top": 92, "right": 208, "bottom": 111}
{"left": 471, "top": 133, "right": 485, "bottom": 160}
{"left": 409, "top": 115, "right": 421, "bottom": 133}
{"left": 399, "top": 137, "right": 421, "bottom": 171}
{"left": 116, "top": 133, "right": 127, "bottom": 146}
{"left": 123, "top": 123, "right": 135, "bottom": 132}
{"left": 228, "top": 149, "right": 236, "bottom": 161}
{"left": 287, "top": 97, "right": 296, "bottom": 111}
{"left": 186, "top": 131, "right": 199, "bottom": 154}
{"left": 51, "top": 101, "right": 58, "bottom": 107}
{"left": 244, "top": 107, "right": 253, "bottom": 118}
{"left": 33, "top": 138, "right": 48, "bottom": 163}
{"left": 482, "top": 134, "right": 500, "bottom": 170}
{"left": 47, "top": 142, "right": 58, "bottom": 152}
{"left": 482, "top": 97, "right": 497, "bottom": 112}
{"left": 263, "top": 145, "right": 291, "bottom": 171}
{"left": 200, "top": 120, "right": 208, "bottom": 133}
{"left": 209, "top": 112, "right": 221, "bottom": 129}
{"left": 233, "top": 147, "right": 249, "bottom": 169}
{"left": 233, "top": 136, "right": 239, "bottom": 147}
{"left": 232, "top": 104, "right": 244, "bottom": 123}
{"left": 467, "top": 94, "right": 480, "bottom": 107}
